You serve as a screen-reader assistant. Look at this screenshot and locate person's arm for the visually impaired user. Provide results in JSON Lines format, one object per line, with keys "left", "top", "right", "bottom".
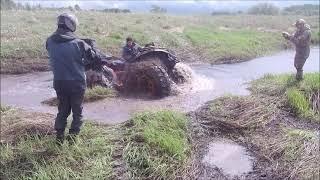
{"left": 122, "top": 47, "right": 133, "bottom": 60}
{"left": 135, "top": 43, "right": 143, "bottom": 52}
{"left": 77, "top": 40, "right": 97, "bottom": 65}
{"left": 289, "top": 30, "right": 311, "bottom": 47}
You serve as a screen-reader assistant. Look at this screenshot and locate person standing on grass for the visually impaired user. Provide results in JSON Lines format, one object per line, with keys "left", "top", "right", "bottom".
{"left": 282, "top": 19, "right": 311, "bottom": 81}
{"left": 46, "top": 13, "right": 96, "bottom": 145}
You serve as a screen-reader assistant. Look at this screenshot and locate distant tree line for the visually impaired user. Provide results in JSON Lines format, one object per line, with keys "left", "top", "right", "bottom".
{"left": 101, "top": 8, "right": 131, "bottom": 13}
{"left": 1, "top": 0, "right": 131, "bottom": 13}
{"left": 2, "top": 0, "right": 318, "bottom": 16}
{"left": 212, "top": 3, "right": 319, "bottom": 16}
{"left": 282, "top": 4, "right": 319, "bottom": 16}
{"left": 247, "top": 3, "right": 280, "bottom": 15}
{"left": 211, "top": 11, "right": 243, "bottom": 16}
{"left": 150, "top": 5, "right": 167, "bottom": 13}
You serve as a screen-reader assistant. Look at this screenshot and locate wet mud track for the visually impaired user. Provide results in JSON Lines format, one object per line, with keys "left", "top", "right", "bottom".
{"left": 1, "top": 48, "right": 319, "bottom": 125}
{"left": 1, "top": 48, "right": 319, "bottom": 179}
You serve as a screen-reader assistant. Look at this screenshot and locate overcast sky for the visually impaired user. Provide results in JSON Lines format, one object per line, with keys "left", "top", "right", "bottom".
{"left": 16, "top": 0, "right": 320, "bottom": 14}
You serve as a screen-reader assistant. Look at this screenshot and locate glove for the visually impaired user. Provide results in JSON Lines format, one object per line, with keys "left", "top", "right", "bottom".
{"left": 282, "top": 32, "right": 290, "bottom": 40}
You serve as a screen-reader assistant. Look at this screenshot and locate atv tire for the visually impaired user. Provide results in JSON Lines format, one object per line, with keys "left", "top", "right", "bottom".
{"left": 124, "top": 58, "right": 171, "bottom": 98}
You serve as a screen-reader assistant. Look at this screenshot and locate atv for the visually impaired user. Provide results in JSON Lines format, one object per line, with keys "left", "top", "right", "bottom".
{"left": 83, "top": 38, "right": 192, "bottom": 98}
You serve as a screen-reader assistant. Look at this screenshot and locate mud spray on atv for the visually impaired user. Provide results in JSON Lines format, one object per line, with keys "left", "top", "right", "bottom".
{"left": 83, "top": 38, "right": 192, "bottom": 98}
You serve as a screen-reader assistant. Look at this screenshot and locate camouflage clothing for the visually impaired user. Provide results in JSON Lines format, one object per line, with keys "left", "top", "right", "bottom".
{"left": 284, "top": 22, "right": 311, "bottom": 80}
{"left": 122, "top": 42, "right": 142, "bottom": 61}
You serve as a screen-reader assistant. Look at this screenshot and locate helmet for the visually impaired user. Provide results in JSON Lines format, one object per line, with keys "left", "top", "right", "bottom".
{"left": 57, "top": 13, "right": 78, "bottom": 32}
{"left": 293, "top": 19, "right": 306, "bottom": 27}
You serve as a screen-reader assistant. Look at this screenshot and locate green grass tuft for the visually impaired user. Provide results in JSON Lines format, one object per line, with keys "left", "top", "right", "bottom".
{"left": 250, "top": 73, "right": 320, "bottom": 122}
{"left": 84, "top": 86, "right": 117, "bottom": 102}
{"left": 132, "top": 110, "right": 189, "bottom": 160}
{"left": 286, "top": 88, "right": 313, "bottom": 118}
{"left": 124, "top": 110, "right": 190, "bottom": 179}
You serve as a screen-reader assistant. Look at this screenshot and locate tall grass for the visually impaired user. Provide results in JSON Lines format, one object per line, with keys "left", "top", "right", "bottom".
{"left": 124, "top": 110, "right": 190, "bottom": 179}
{"left": 251, "top": 73, "right": 320, "bottom": 122}
{"left": 0, "top": 123, "right": 114, "bottom": 180}
{"left": 1, "top": 107, "right": 191, "bottom": 179}
{"left": 283, "top": 128, "right": 319, "bottom": 179}
{"left": 287, "top": 88, "right": 313, "bottom": 118}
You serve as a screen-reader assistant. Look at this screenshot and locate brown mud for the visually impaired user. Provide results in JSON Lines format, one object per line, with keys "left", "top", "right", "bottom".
{"left": 0, "top": 57, "right": 50, "bottom": 74}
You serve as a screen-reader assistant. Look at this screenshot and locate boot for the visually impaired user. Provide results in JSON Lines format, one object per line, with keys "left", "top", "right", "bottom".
{"left": 66, "top": 133, "right": 78, "bottom": 145}
{"left": 56, "top": 134, "right": 64, "bottom": 146}
{"left": 296, "top": 70, "right": 303, "bottom": 81}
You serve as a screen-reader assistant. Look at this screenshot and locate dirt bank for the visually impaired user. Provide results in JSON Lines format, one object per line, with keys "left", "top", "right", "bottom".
{"left": 0, "top": 57, "right": 50, "bottom": 74}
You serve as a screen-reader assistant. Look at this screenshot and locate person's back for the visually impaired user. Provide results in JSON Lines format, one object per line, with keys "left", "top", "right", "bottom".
{"left": 46, "top": 13, "right": 95, "bottom": 145}
{"left": 47, "top": 29, "right": 86, "bottom": 83}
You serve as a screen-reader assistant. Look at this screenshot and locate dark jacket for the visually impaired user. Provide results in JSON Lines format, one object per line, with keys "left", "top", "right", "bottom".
{"left": 290, "top": 25, "right": 311, "bottom": 48}
{"left": 290, "top": 25, "right": 311, "bottom": 61}
{"left": 122, "top": 42, "right": 142, "bottom": 61}
{"left": 46, "top": 28, "right": 96, "bottom": 85}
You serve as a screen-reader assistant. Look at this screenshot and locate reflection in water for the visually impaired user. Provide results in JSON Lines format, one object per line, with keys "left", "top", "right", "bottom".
{"left": 202, "top": 140, "right": 253, "bottom": 177}
{"left": 1, "top": 48, "right": 319, "bottom": 124}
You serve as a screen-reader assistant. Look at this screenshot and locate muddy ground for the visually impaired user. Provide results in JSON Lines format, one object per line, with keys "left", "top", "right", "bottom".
{"left": 1, "top": 48, "right": 319, "bottom": 124}
{"left": 187, "top": 93, "right": 319, "bottom": 179}
{"left": 1, "top": 48, "right": 319, "bottom": 179}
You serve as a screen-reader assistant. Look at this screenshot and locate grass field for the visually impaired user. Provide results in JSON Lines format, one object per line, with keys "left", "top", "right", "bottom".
{"left": 0, "top": 108, "right": 190, "bottom": 179}
{"left": 1, "top": 10, "right": 319, "bottom": 73}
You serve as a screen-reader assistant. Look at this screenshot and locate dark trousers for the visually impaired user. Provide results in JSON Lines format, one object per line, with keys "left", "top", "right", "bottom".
{"left": 294, "top": 46, "right": 310, "bottom": 80}
{"left": 54, "top": 80, "right": 85, "bottom": 136}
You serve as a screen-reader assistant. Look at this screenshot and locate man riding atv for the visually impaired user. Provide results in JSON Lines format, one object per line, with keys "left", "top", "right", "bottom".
{"left": 84, "top": 37, "right": 192, "bottom": 98}
{"left": 122, "top": 37, "right": 143, "bottom": 61}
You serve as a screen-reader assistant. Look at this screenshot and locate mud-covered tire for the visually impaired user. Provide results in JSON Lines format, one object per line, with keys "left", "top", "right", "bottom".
{"left": 170, "top": 63, "right": 193, "bottom": 84}
{"left": 124, "top": 58, "right": 171, "bottom": 98}
{"left": 86, "top": 66, "right": 116, "bottom": 88}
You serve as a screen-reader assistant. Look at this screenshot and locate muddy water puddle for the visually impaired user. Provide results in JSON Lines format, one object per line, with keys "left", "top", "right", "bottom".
{"left": 1, "top": 48, "right": 319, "bottom": 124}
{"left": 202, "top": 140, "right": 253, "bottom": 177}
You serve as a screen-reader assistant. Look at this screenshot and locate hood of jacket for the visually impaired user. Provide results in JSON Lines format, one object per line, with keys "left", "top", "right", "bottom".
{"left": 51, "top": 28, "right": 77, "bottom": 43}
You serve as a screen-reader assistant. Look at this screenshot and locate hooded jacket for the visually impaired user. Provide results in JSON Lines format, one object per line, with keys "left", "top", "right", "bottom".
{"left": 290, "top": 24, "right": 311, "bottom": 48}
{"left": 288, "top": 24, "right": 311, "bottom": 62}
{"left": 122, "top": 42, "right": 142, "bottom": 61}
{"left": 46, "top": 28, "right": 95, "bottom": 87}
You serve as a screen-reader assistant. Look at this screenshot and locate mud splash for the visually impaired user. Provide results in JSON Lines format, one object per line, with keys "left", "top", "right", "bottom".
{"left": 202, "top": 140, "right": 253, "bottom": 177}
{"left": 1, "top": 48, "right": 319, "bottom": 124}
